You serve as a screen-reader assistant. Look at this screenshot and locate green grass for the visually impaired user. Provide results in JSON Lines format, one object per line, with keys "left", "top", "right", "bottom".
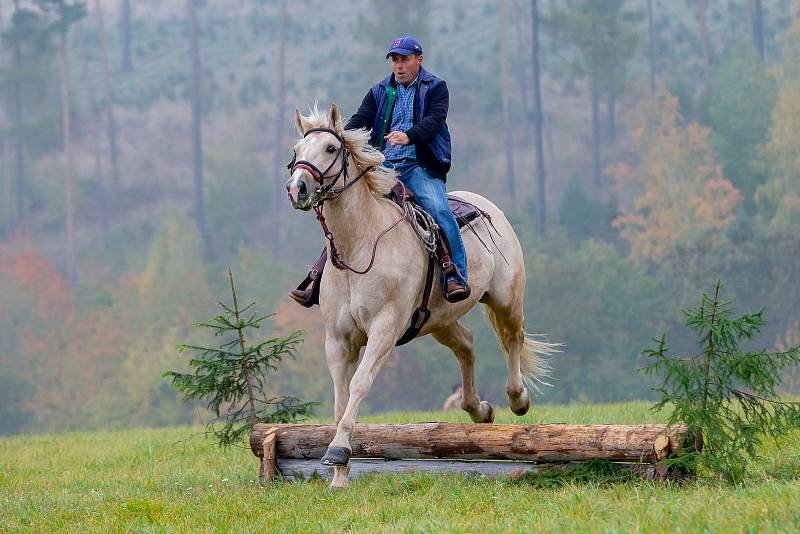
{"left": 2, "top": 402, "right": 799, "bottom": 533}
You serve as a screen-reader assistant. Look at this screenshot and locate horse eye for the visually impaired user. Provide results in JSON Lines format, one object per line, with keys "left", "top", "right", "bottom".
{"left": 326, "top": 145, "right": 337, "bottom": 153}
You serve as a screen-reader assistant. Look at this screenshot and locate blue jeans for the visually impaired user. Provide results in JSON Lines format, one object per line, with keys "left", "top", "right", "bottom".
{"left": 384, "top": 160, "right": 468, "bottom": 284}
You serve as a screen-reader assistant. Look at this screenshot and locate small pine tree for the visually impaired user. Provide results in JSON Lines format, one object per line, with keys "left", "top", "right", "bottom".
{"left": 640, "top": 281, "right": 800, "bottom": 482}
{"left": 165, "top": 269, "right": 317, "bottom": 447}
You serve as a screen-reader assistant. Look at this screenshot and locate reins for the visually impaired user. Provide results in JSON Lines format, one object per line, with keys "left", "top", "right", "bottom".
{"left": 288, "top": 124, "right": 471, "bottom": 346}
{"left": 290, "top": 127, "right": 409, "bottom": 275}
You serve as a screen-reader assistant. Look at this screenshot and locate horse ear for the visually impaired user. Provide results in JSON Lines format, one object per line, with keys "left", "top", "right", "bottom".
{"left": 295, "top": 108, "right": 309, "bottom": 136}
{"left": 329, "top": 103, "right": 342, "bottom": 132}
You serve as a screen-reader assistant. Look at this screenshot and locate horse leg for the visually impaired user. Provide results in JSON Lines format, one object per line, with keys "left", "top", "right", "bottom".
{"left": 432, "top": 323, "right": 494, "bottom": 423}
{"left": 485, "top": 293, "right": 531, "bottom": 417}
{"left": 322, "top": 315, "right": 397, "bottom": 489}
{"left": 326, "top": 335, "right": 359, "bottom": 423}
{"left": 324, "top": 335, "right": 359, "bottom": 489}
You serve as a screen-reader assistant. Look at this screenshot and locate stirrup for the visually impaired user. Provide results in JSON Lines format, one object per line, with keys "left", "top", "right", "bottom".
{"left": 289, "top": 250, "right": 326, "bottom": 308}
{"left": 289, "top": 279, "right": 316, "bottom": 308}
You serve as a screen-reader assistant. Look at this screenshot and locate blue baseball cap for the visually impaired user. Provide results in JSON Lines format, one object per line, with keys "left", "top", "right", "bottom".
{"left": 386, "top": 36, "right": 423, "bottom": 58}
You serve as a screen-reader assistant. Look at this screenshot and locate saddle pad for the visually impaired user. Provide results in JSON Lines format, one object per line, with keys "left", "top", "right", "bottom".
{"left": 388, "top": 183, "right": 484, "bottom": 229}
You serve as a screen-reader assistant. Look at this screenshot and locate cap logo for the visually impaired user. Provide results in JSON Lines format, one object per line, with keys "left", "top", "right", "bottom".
{"left": 393, "top": 39, "right": 402, "bottom": 47}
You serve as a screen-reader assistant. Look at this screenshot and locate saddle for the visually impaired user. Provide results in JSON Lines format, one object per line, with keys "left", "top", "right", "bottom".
{"left": 290, "top": 184, "right": 488, "bottom": 344}
{"left": 386, "top": 181, "right": 484, "bottom": 290}
{"left": 388, "top": 182, "right": 484, "bottom": 230}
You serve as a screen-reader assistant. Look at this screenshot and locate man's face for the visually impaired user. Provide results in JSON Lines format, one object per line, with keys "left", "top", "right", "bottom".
{"left": 390, "top": 53, "right": 423, "bottom": 86}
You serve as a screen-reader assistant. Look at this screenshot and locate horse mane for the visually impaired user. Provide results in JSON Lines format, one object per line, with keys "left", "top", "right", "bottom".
{"left": 301, "top": 105, "right": 397, "bottom": 198}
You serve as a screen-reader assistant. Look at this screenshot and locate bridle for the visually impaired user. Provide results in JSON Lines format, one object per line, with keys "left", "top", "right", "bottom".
{"left": 287, "top": 127, "right": 408, "bottom": 274}
{"left": 287, "top": 127, "right": 373, "bottom": 200}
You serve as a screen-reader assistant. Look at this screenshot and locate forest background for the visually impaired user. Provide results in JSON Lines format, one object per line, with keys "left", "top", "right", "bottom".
{"left": 1, "top": 0, "right": 799, "bottom": 435}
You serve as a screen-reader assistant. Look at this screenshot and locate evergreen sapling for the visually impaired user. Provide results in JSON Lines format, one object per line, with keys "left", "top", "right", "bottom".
{"left": 165, "top": 269, "right": 317, "bottom": 447}
{"left": 640, "top": 281, "right": 800, "bottom": 482}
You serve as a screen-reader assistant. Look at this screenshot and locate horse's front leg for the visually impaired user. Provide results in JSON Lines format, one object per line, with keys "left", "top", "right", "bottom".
{"left": 325, "top": 334, "right": 360, "bottom": 489}
{"left": 326, "top": 334, "right": 359, "bottom": 423}
{"left": 322, "top": 314, "right": 398, "bottom": 489}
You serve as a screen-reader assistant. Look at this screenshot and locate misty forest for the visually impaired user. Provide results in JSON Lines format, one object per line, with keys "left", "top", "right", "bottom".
{"left": 1, "top": 0, "right": 799, "bottom": 436}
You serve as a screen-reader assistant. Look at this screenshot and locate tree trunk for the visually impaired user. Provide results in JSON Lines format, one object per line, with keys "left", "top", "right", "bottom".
{"left": 591, "top": 79, "right": 601, "bottom": 187}
{"left": 750, "top": 0, "right": 764, "bottom": 61}
{"left": 94, "top": 0, "right": 121, "bottom": 194}
{"left": 544, "top": 112, "right": 557, "bottom": 191}
{"left": 187, "top": 0, "right": 208, "bottom": 254}
{"left": 120, "top": 0, "right": 133, "bottom": 72}
{"left": 531, "top": 0, "right": 546, "bottom": 237}
{"left": 694, "top": 0, "right": 712, "bottom": 88}
{"left": 512, "top": 0, "right": 531, "bottom": 144}
{"left": 0, "top": 0, "right": 7, "bottom": 238}
{"left": 647, "top": 0, "right": 656, "bottom": 92}
{"left": 79, "top": 24, "right": 108, "bottom": 245}
{"left": 58, "top": 31, "right": 77, "bottom": 284}
{"left": 607, "top": 72, "right": 616, "bottom": 146}
{"left": 2, "top": 138, "right": 10, "bottom": 238}
{"left": 499, "top": 0, "right": 516, "bottom": 202}
{"left": 250, "top": 422, "right": 692, "bottom": 463}
{"left": 270, "top": 0, "right": 287, "bottom": 256}
{"left": 11, "top": 0, "right": 24, "bottom": 226}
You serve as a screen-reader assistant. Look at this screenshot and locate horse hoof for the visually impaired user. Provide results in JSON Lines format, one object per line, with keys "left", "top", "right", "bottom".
{"left": 321, "top": 446, "right": 351, "bottom": 466}
{"left": 478, "top": 401, "right": 495, "bottom": 423}
{"left": 510, "top": 390, "right": 530, "bottom": 416}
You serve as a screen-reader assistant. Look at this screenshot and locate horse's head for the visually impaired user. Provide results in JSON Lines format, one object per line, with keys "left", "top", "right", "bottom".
{"left": 286, "top": 103, "right": 348, "bottom": 211}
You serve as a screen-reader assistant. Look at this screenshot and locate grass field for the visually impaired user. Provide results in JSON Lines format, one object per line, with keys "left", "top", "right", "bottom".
{"left": 2, "top": 402, "right": 800, "bottom": 533}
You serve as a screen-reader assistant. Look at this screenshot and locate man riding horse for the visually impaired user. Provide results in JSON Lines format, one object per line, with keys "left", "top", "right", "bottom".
{"left": 290, "top": 35, "right": 470, "bottom": 305}
{"left": 286, "top": 44, "right": 555, "bottom": 489}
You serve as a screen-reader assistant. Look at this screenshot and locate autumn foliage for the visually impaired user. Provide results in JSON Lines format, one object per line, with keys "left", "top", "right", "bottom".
{"left": 608, "top": 90, "right": 742, "bottom": 263}
{"left": 756, "top": 84, "right": 800, "bottom": 231}
{"left": 0, "top": 213, "right": 217, "bottom": 432}
{"left": 269, "top": 298, "right": 330, "bottom": 404}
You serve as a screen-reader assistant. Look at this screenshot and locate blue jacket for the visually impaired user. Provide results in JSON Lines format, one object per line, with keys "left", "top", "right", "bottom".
{"left": 345, "top": 67, "right": 452, "bottom": 181}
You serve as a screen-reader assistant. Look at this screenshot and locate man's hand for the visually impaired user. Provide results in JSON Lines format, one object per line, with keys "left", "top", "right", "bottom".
{"left": 384, "top": 131, "right": 410, "bottom": 146}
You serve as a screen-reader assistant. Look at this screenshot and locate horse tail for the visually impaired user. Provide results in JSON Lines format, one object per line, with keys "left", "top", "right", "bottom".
{"left": 484, "top": 306, "right": 559, "bottom": 393}
{"left": 519, "top": 334, "right": 559, "bottom": 392}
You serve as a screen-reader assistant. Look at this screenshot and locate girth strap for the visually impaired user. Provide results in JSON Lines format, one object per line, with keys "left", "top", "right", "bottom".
{"left": 396, "top": 253, "right": 436, "bottom": 346}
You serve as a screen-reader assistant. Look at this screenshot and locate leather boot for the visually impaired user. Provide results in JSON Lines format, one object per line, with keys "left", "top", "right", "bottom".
{"left": 436, "top": 229, "right": 470, "bottom": 303}
{"left": 444, "top": 278, "right": 471, "bottom": 303}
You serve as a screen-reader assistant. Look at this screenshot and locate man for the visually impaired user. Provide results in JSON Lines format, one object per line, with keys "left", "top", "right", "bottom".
{"left": 290, "top": 35, "right": 469, "bottom": 304}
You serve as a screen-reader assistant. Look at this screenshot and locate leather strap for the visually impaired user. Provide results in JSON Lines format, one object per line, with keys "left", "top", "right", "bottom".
{"left": 436, "top": 230, "right": 459, "bottom": 280}
{"left": 396, "top": 252, "right": 436, "bottom": 346}
{"left": 314, "top": 197, "right": 408, "bottom": 274}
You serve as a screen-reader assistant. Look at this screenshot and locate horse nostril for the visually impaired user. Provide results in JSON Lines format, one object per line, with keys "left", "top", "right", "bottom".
{"left": 298, "top": 181, "right": 308, "bottom": 198}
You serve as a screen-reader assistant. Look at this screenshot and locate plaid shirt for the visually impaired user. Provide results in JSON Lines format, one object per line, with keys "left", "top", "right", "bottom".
{"left": 383, "top": 77, "right": 418, "bottom": 162}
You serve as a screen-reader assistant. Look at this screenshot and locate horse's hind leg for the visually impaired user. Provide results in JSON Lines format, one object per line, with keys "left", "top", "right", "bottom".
{"left": 432, "top": 322, "right": 494, "bottom": 423}
{"left": 485, "top": 290, "right": 531, "bottom": 417}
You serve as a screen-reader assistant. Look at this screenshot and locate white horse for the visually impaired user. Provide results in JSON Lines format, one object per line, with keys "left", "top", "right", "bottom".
{"left": 286, "top": 104, "right": 556, "bottom": 489}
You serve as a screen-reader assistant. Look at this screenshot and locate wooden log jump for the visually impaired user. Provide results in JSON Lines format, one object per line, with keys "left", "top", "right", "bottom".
{"left": 250, "top": 422, "right": 691, "bottom": 483}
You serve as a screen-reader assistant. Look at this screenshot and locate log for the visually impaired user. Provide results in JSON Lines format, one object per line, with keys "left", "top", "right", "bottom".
{"left": 258, "top": 432, "right": 278, "bottom": 486}
{"left": 250, "top": 423, "right": 690, "bottom": 463}
{"left": 277, "top": 458, "right": 659, "bottom": 482}
{"left": 279, "top": 458, "right": 541, "bottom": 481}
